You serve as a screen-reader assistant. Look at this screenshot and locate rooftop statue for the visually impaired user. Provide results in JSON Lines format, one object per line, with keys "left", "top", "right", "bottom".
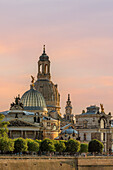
{"left": 15, "top": 94, "right": 20, "bottom": 105}
{"left": 10, "top": 94, "right": 23, "bottom": 110}
{"left": 31, "top": 75, "right": 35, "bottom": 86}
{"left": 100, "top": 103, "right": 104, "bottom": 113}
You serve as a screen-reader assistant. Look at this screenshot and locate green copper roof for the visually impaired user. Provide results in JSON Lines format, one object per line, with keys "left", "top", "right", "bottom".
{"left": 20, "top": 86, "right": 47, "bottom": 112}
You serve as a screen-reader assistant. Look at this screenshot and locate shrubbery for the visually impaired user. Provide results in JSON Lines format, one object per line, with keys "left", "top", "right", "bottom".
{"left": 40, "top": 138, "right": 55, "bottom": 152}
{"left": 80, "top": 143, "right": 88, "bottom": 153}
{"left": 88, "top": 139, "right": 104, "bottom": 154}
{"left": 0, "top": 114, "right": 9, "bottom": 138}
{"left": 55, "top": 140, "right": 66, "bottom": 153}
{"left": 0, "top": 137, "right": 14, "bottom": 153}
{"left": 0, "top": 137, "right": 105, "bottom": 155}
{"left": 14, "top": 138, "right": 28, "bottom": 154}
{"left": 66, "top": 139, "right": 80, "bottom": 154}
{"left": 27, "top": 138, "right": 39, "bottom": 153}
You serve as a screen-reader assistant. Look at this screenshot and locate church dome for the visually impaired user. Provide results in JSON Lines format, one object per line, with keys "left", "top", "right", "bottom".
{"left": 62, "top": 127, "right": 78, "bottom": 134}
{"left": 39, "top": 45, "right": 49, "bottom": 61}
{"left": 20, "top": 85, "right": 47, "bottom": 112}
{"left": 34, "top": 79, "right": 60, "bottom": 108}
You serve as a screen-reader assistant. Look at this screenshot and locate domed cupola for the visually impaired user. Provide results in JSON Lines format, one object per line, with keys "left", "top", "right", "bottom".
{"left": 39, "top": 45, "right": 49, "bottom": 61}
{"left": 20, "top": 77, "right": 47, "bottom": 112}
{"left": 62, "top": 127, "right": 78, "bottom": 135}
{"left": 37, "top": 45, "right": 51, "bottom": 80}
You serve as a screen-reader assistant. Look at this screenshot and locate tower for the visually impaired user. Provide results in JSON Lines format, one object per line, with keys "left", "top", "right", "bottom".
{"left": 64, "top": 94, "right": 73, "bottom": 121}
{"left": 35, "top": 46, "right": 60, "bottom": 119}
{"left": 37, "top": 45, "right": 51, "bottom": 80}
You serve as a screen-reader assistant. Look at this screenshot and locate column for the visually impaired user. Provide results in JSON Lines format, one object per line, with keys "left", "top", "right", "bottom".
{"left": 10, "top": 131, "right": 12, "bottom": 138}
{"left": 34, "top": 131, "right": 36, "bottom": 139}
{"left": 24, "top": 131, "right": 27, "bottom": 138}
{"left": 21, "top": 131, "right": 23, "bottom": 138}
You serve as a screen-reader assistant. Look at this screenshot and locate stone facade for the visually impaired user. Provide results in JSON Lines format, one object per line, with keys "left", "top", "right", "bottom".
{"left": 4, "top": 109, "right": 60, "bottom": 140}
{"left": 75, "top": 105, "right": 112, "bottom": 152}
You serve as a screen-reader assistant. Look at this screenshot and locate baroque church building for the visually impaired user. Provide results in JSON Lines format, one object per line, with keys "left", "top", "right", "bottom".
{"left": 2, "top": 46, "right": 61, "bottom": 140}
{"left": 1, "top": 45, "right": 113, "bottom": 154}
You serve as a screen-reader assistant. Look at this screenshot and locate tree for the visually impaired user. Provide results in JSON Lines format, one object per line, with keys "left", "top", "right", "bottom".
{"left": 0, "top": 137, "right": 14, "bottom": 153}
{"left": 14, "top": 138, "right": 28, "bottom": 154}
{"left": 35, "top": 139, "right": 42, "bottom": 146}
{"left": 27, "top": 139, "right": 39, "bottom": 153}
{"left": 0, "top": 114, "right": 9, "bottom": 137}
{"left": 88, "top": 139, "right": 104, "bottom": 154}
{"left": 80, "top": 143, "right": 88, "bottom": 153}
{"left": 66, "top": 139, "right": 80, "bottom": 154}
{"left": 40, "top": 138, "right": 55, "bottom": 152}
{"left": 55, "top": 141, "right": 66, "bottom": 153}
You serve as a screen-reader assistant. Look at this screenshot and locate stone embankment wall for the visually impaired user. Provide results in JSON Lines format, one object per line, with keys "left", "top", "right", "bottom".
{"left": 0, "top": 156, "right": 113, "bottom": 170}
{"left": 76, "top": 157, "right": 113, "bottom": 170}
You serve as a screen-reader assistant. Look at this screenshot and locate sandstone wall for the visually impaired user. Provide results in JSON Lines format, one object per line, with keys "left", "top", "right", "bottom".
{"left": 0, "top": 156, "right": 113, "bottom": 170}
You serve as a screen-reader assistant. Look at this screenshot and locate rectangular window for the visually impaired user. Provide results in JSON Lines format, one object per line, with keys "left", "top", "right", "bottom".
{"left": 103, "top": 133, "right": 105, "bottom": 141}
{"left": 47, "top": 122, "right": 51, "bottom": 127}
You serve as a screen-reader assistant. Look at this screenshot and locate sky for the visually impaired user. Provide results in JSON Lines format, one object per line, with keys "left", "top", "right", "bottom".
{"left": 0, "top": 0, "right": 113, "bottom": 115}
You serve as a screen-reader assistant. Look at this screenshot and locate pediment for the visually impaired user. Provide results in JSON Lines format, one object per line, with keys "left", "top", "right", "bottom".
{"left": 8, "top": 119, "right": 36, "bottom": 127}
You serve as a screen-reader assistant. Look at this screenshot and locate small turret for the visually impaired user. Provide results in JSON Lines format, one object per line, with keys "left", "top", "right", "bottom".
{"left": 64, "top": 94, "right": 73, "bottom": 121}
{"left": 37, "top": 45, "right": 51, "bottom": 80}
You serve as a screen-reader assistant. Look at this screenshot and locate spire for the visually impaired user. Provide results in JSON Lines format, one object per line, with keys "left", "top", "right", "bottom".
{"left": 68, "top": 94, "right": 70, "bottom": 101}
{"left": 66, "top": 94, "right": 71, "bottom": 106}
{"left": 43, "top": 45, "right": 46, "bottom": 54}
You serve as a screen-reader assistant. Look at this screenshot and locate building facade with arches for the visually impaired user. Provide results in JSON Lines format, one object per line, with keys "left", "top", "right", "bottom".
{"left": 75, "top": 105, "right": 112, "bottom": 153}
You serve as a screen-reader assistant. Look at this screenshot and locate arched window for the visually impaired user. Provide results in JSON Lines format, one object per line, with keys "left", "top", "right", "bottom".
{"left": 45, "top": 64, "right": 48, "bottom": 74}
{"left": 100, "top": 119, "right": 106, "bottom": 128}
{"left": 39, "top": 65, "right": 42, "bottom": 73}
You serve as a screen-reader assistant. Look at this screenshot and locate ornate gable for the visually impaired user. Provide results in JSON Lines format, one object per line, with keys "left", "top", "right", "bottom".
{"left": 8, "top": 119, "right": 36, "bottom": 127}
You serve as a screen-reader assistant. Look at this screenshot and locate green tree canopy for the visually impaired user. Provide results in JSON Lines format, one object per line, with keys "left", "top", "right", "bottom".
{"left": 40, "top": 138, "right": 55, "bottom": 152}
{"left": 0, "top": 114, "right": 9, "bottom": 137}
{"left": 35, "top": 139, "right": 42, "bottom": 145}
{"left": 0, "top": 137, "right": 14, "bottom": 153}
{"left": 88, "top": 139, "right": 104, "bottom": 153}
{"left": 14, "top": 138, "right": 28, "bottom": 153}
{"left": 80, "top": 143, "right": 88, "bottom": 153}
{"left": 66, "top": 139, "right": 80, "bottom": 153}
{"left": 55, "top": 140, "right": 66, "bottom": 153}
{"left": 27, "top": 138, "right": 39, "bottom": 152}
